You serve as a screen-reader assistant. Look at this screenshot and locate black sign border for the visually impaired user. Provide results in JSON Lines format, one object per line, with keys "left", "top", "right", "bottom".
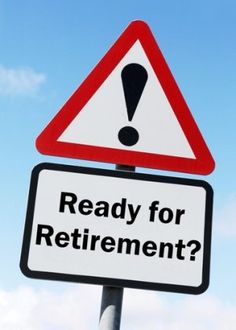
{"left": 20, "top": 162, "right": 213, "bottom": 295}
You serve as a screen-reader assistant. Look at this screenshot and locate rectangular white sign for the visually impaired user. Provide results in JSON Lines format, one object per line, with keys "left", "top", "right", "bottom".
{"left": 20, "top": 163, "right": 213, "bottom": 294}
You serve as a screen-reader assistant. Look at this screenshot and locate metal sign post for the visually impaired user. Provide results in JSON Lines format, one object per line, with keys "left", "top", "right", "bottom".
{"left": 99, "top": 164, "right": 135, "bottom": 330}
{"left": 99, "top": 286, "right": 124, "bottom": 330}
{"left": 20, "top": 162, "right": 213, "bottom": 327}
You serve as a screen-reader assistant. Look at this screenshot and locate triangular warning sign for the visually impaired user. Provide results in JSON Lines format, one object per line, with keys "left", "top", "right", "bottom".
{"left": 36, "top": 20, "right": 215, "bottom": 175}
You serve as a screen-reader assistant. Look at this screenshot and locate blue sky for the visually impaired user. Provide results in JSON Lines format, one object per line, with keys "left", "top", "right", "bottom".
{"left": 0, "top": 0, "right": 236, "bottom": 329}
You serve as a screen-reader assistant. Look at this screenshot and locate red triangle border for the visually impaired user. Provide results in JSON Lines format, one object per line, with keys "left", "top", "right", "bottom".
{"left": 36, "top": 20, "right": 215, "bottom": 175}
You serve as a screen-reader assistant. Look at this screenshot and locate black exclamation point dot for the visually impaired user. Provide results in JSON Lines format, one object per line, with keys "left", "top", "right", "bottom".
{"left": 118, "top": 63, "right": 148, "bottom": 146}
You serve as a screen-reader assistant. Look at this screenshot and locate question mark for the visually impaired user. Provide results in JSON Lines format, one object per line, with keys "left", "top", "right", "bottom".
{"left": 187, "top": 240, "right": 201, "bottom": 261}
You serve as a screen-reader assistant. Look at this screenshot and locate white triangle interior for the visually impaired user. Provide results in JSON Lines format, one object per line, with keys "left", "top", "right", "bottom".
{"left": 58, "top": 41, "right": 195, "bottom": 159}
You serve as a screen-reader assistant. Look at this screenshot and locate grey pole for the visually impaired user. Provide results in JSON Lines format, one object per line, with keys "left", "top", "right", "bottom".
{"left": 98, "top": 164, "right": 135, "bottom": 330}
{"left": 99, "top": 286, "right": 124, "bottom": 330}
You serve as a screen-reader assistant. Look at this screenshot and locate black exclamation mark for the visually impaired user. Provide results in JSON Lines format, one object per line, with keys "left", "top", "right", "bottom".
{"left": 118, "top": 63, "right": 148, "bottom": 146}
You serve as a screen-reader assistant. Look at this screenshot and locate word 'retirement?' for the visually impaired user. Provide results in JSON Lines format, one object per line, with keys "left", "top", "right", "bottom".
{"left": 36, "top": 225, "right": 201, "bottom": 261}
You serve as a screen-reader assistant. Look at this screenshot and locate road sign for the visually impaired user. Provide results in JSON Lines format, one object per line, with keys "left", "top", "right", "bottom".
{"left": 36, "top": 20, "right": 215, "bottom": 175}
{"left": 20, "top": 163, "right": 213, "bottom": 294}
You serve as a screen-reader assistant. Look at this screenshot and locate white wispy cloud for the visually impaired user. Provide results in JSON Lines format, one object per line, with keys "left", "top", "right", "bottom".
{"left": 0, "top": 65, "right": 46, "bottom": 97}
{"left": 123, "top": 290, "right": 236, "bottom": 330}
{"left": 0, "top": 285, "right": 235, "bottom": 329}
{"left": 0, "top": 285, "right": 99, "bottom": 330}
